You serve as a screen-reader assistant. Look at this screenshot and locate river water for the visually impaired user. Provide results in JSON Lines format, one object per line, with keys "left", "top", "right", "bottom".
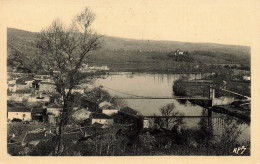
{"left": 90, "top": 72, "right": 250, "bottom": 144}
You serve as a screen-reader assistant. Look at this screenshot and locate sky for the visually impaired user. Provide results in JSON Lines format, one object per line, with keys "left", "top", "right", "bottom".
{"left": 1, "top": 0, "right": 259, "bottom": 46}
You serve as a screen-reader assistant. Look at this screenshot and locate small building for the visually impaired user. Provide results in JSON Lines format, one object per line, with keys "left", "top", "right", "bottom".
{"left": 7, "top": 79, "right": 16, "bottom": 85}
{"left": 71, "top": 108, "right": 91, "bottom": 121}
{"left": 16, "top": 80, "right": 28, "bottom": 91}
{"left": 63, "top": 129, "right": 85, "bottom": 144}
{"left": 46, "top": 104, "right": 62, "bottom": 125}
{"left": 46, "top": 104, "right": 63, "bottom": 117}
{"left": 23, "top": 77, "right": 35, "bottom": 88}
{"left": 81, "top": 98, "right": 99, "bottom": 112}
{"left": 90, "top": 113, "right": 114, "bottom": 126}
{"left": 120, "top": 106, "right": 139, "bottom": 116}
{"left": 32, "top": 80, "right": 42, "bottom": 90}
{"left": 48, "top": 115, "right": 57, "bottom": 125}
{"left": 101, "top": 105, "right": 118, "bottom": 116}
{"left": 22, "top": 130, "right": 52, "bottom": 147}
{"left": 174, "top": 49, "right": 188, "bottom": 55}
{"left": 143, "top": 118, "right": 150, "bottom": 129}
{"left": 8, "top": 106, "right": 32, "bottom": 121}
{"left": 243, "top": 75, "right": 251, "bottom": 81}
{"left": 31, "top": 108, "right": 47, "bottom": 122}
{"left": 65, "top": 86, "right": 84, "bottom": 94}
{"left": 8, "top": 84, "right": 17, "bottom": 92}
{"left": 35, "top": 71, "right": 51, "bottom": 80}
{"left": 39, "top": 82, "right": 56, "bottom": 93}
{"left": 15, "top": 77, "right": 34, "bottom": 90}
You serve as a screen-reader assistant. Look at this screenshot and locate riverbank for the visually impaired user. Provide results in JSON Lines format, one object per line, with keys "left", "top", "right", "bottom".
{"left": 172, "top": 78, "right": 251, "bottom": 122}
{"left": 210, "top": 105, "right": 250, "bottom": 122}
{"left": 108, "top": 68, "right": 213, "bottom": 74}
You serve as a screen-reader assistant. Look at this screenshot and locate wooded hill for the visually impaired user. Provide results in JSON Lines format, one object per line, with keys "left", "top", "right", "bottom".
{"left": 7, "top": 28, "right": 250, "bottom": 73}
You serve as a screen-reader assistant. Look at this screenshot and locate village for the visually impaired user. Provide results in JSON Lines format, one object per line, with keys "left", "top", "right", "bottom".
{"left": 7, "top": 64, "right": 156, "bottom": 155}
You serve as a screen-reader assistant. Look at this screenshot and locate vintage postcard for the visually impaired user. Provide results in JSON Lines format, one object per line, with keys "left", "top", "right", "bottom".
{"left": 0, "top": 0, "right": 259, "bottom": 163}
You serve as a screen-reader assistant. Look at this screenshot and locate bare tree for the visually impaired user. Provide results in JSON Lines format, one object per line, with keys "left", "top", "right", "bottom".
{"left": 36, "top": 7, "right": 101, "bottom": 154}
{"left": 159, "top": 103, "right": 183, "bottom": 130}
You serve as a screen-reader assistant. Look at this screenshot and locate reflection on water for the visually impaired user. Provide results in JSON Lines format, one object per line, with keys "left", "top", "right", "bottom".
{"left": 92, "top": 72, "right": 250, "bottom": 145}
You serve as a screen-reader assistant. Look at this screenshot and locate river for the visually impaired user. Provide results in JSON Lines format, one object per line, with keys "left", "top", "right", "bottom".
{"left": 89, "top": 72, "right": 250, "bottom": 144}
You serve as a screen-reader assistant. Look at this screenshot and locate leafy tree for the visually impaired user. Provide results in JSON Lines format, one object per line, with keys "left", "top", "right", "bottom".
{"left": 36, "top": 7, "right": 101, "bottom": 154}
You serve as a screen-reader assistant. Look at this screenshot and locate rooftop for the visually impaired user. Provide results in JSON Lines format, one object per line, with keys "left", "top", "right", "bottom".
{"left": 16, "top": 80, "right": 27, "bottom": 85}
{"left": 99, "top": 101, "right": 112, "bottom": 108}
{"left": 91, "top": 113, "right": 112, "bottom": 119}
{"left": 102, "top": 105, "right": 117, "bottom": 110}
{"left": 47, "top": 103, "right": 63, "bottom": 108}
{"left": 7, "top": 104, "right": 32, "bottom": 112}
{"left": 187, "top": 80, "right": 213, "bottom": 83}
{"left": 120, "top": 106, "right": 139, "bottom": 116}
{"left": 63, "top": 131, "right": 83, "bottom": 143}
{"left": 31, "top": 108, "right": 46, "bottom": 114}
{"left": 23, "top": 131, "right": 52, "bottom": 143}
{"left": 16, "top": 77, "right": 34, "bottom": 84}
{"left": 22, "top": 76, "right": 35, "bottom": 81}
{"left": 73, "top": 85, "right": 84, "bottom": 89}
{"left": 32, "top": 80, "right": 42, "bottom": 85}
{"left": 37, "top": 71, "right": 50, "bottom": 75}
{"left": 40, "top": 81, "right": 55, "bottom": 85}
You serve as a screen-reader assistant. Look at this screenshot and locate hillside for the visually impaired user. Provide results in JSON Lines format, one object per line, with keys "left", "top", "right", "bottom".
{"left": 7, "top": 28, "right": 250, "bottom": 72}
{"left": 101, "top": 35, "right": 250, "bottom": 55}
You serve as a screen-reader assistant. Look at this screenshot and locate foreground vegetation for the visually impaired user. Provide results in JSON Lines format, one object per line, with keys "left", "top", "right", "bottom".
{"left": 8, "top": 112, "right": 250, "bottom": 156}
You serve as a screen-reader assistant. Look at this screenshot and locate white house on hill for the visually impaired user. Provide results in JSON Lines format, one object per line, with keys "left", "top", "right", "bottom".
{"left": 174, "top": 49, "right": 188, "bottom": 55}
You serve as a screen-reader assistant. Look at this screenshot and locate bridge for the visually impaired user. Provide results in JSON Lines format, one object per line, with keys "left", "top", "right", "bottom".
{"left": 219, "top": 88, "right": 250, "bottom": 99}
{"left": 99, "top": 85, "right": 211, "bottom": 100}
{"left": 114, "top": 96, "right": 211, "bottom": 100}
{"left": 144, "top": 115, "right": 213, "bottom": 118}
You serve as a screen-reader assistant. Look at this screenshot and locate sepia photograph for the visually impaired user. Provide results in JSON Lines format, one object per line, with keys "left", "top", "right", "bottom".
{"left": 1, "top": 0, "right": 259, "bottom": 160}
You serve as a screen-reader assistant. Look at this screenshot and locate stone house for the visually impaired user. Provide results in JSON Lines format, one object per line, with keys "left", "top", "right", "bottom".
{"left": 39, "top": 82, "right": 56, "bottom": 93}
{"left": 8, "top": 84, "right": 17, "bottom": 92}
{"left": 7, "top": 105, "right": 32, "bottom": 121}
{"left": 90, "top": 113, "right": 114, "bottom": 126}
